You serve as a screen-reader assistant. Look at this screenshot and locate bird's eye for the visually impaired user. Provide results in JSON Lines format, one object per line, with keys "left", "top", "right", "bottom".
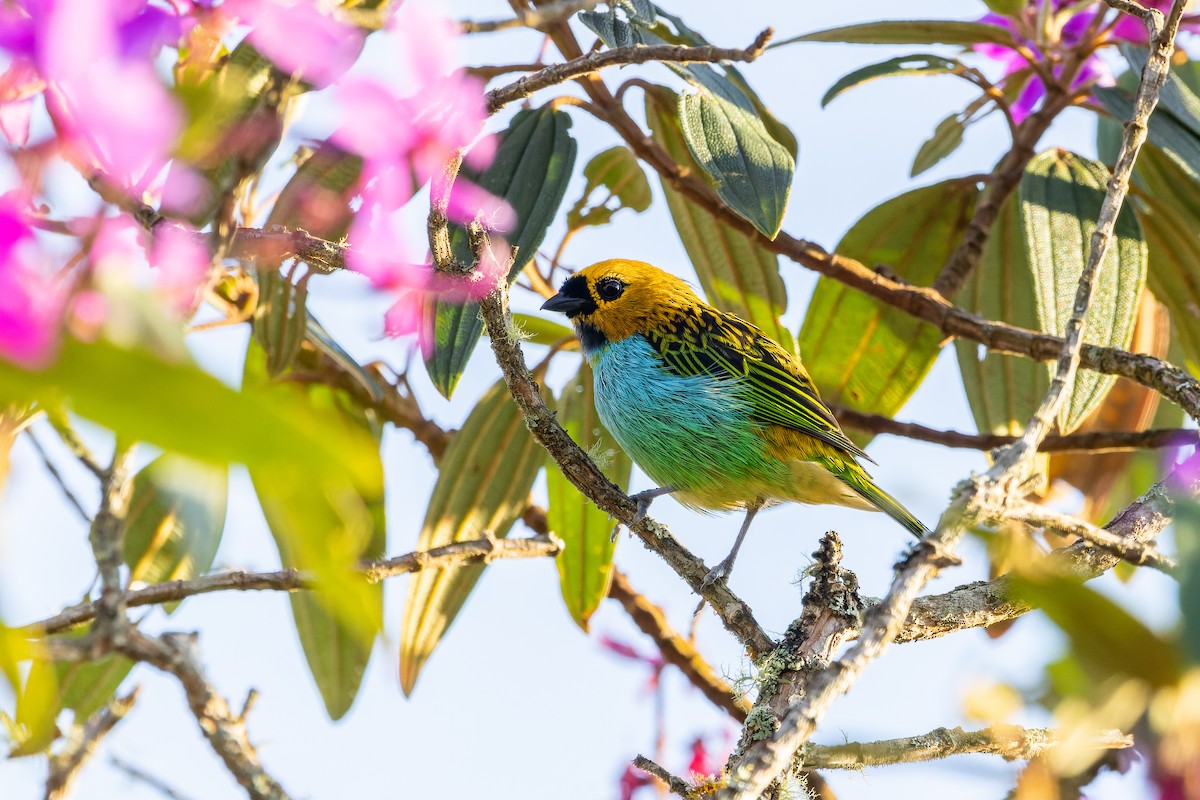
{"left": 596, "top": 277, "right": 625, "bottom": 302}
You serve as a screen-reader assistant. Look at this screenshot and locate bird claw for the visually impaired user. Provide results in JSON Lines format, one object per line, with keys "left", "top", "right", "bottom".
{"left": 612, "top": 488, "right": 667, "bottom": 541}
{"left": 700, "top": 558, "right": 732, "bottom": 590}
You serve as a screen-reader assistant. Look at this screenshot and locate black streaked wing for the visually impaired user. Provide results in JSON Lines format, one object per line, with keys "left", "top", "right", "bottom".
{"left": 646, "top": 308, "right": 872, "bottom": 463}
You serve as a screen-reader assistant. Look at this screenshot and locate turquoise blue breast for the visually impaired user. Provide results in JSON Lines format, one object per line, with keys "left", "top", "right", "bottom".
{"left": 586, "top": 334, "right": 784, "bottom": 509}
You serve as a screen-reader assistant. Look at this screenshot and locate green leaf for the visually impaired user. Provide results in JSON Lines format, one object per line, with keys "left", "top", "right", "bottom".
{"left": 1011, "top": 572, "right": 1181, "bottom": 686}
{"left": 565, "top": 146, "right": 652, "bottom": 230}
{"left": 777, "top": 19, "right": 1018, "bottom": 47}
{"left": 983, "top": 0, "right": 1026, "bottom": 14}
{"left": 547, "top": 366, "right": 631, "bottom": 630}
{"left": 798, "top": 179, "right": 979, "bottom": 445}
{"left": 1176, "top": 500, "right": 1200, "bottom": 666}
{"left": 821, "top": 54, "right": 962, "bottom": 108}
{"left": 581, "top": 11, "right": 794, "bottom": 237}
{"left": 645, "top": 87, "right": 795, "bottom": 353}
{"left": 911, "top": 113, "right": 966, "bottom": 177}
{"left": 253, "top": 267, "right": 311, "bottom": 378}
{"left": 1096, "top": 86, "right": 1200, "bottom": 180}
{"left": 0, "top": 627, "right": 58, "bottom": 757}
{"left": 54, "top": 628, "right": 134, "bottom": 720}
{"left": 0, "top": 338, "right": 379, "bottom": 488}
{"left": 510, "top": 314, "right": 576, "bottom": 347}
{"left": 1122, "top": 145, "right": 1200, "bottom": 367}
{"left": 244, "top": 338, "right": 384, "bottom": 712}
{"left": 267, "top": 142, "right": 363, "bottom": 241}
{"left": 678, "top": 88, "right": 794, "bottom": 239}
{"left": 425, "top": 107, "right": 578, "bottom": 398}
{"left": 1019, "top": 150, "right": 1148, "bottom": 433}
{"left": 399, "top": 380, "right": 546, "bottom": 695}
{"left": 954, "top": 195, "right": 1048, "bottom": 437}
{"left": 124, "top": 455, "right": 228, "bottom": 605}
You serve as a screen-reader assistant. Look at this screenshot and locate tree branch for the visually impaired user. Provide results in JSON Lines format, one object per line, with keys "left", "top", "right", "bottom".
{"left": 832, "top": 406, "right": 1196, "bottom": 453}
{"left": 33, "top": 535, "right": 561, "bottom": 635}
{"left": 44, "top": 690, "right": 139, "bottom": 800}
{"left": 1010, "top": 502, "right": 1177, "bottom": 574}
{"left": 459, "top": 0, "right": 605, "bottom": 34}
{"left": 485, "top": 29, "right": 774, "bottom": 114}
{"left": 801, "top": 725, "right": 1132, "bottom": 770}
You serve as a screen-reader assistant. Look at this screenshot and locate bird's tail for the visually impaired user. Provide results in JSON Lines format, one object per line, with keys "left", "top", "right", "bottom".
{"left": 822, "top": 457, "right": 928, "bottom": 538}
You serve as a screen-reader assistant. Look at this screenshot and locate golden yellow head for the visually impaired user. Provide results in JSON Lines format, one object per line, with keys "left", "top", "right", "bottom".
{"left": 540, "top": 259, "right": 702, "bottom": 352}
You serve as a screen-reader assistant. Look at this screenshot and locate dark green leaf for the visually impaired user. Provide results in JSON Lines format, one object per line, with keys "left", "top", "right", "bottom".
{"left": 124, "top": 455, "right": 228, "bottom": 605}
{"left": 565, "top": 146, "right": 652, "bottom": 230}
{"left": 677, "top": 88, "right": 794, "bottom": 239}
{"left": 0, "top": 338, "right": 379, "bottom": 488}
{"left": 954, "top": 195, "right": 1048, "bottom": 436}
{"left": 799, "top": 179, "right": 979, "bottom": 445}
{"left": 547, "top": 366, "right": 631, "bottom": 630}
{"left": 821, "top": 54, "right": 962, "bottom": 108}
{"left": 253, "top": 267, "right": 311, "bottom": 378}
{"left": 1019, "top": 150, "right": 1147, "bottom": 433}
{"left": 267, "top": 142, "right": 363, "bottom": 241}
{"left": 399, "top": 380, "right": 546, "bottom": 695}
{"left": 1011, "top": 572, "right": 1181, "bottom": 686}
{"left": 1096, "top": 86, "right": 1200, "bottom": 180}
{"left": 645, "top": 88, "right": 794, "bottom": 352}
{"left": 911, "top": 113, "right": 966, "bottom": 177}
{"left": 777, "top": 20, "right": 1018, "bottom": 47}
{"left": 425, "top": 107, "right": 577, "bottom": 398}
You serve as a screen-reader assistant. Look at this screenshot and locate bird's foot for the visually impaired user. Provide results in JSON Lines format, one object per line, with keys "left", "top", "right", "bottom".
{"left": 611, "top": 487, "right": 675, "bottom": 542}
{"left": 700, "top": 557, "right": 733, "bottom": 590}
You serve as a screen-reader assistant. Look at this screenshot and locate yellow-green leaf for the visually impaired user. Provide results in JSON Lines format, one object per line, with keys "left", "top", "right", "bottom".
{"left": 645, "top": 87, "right": 794, "bottom": 353}
{"left": 53, "top": 628, "right": 134, "bottom": 721}
{"left": 799, "top": 179, "right": 979, "bottom": 445}
{"left": 511, "top": 314, "right": 576, "bottom": 348}
{"left": 1020, "top": 150, "right": 1147, "bottom": 434}
{"left": 124, "top": 455, "right": 228, "bottom": 599}
{"left": 547, "top": 366, "right": 631, "bottom": 630}
{"left": 778, "top": 20, "right": 1019, "bottom": 47}
{"left": 955, "top": 195, "right": 1048, "bottom": 437}
{"left": 399, "top": 380, "right": 546, "bottom": 695}
{"left": 565, "top": 145, "right": 652, "bottom": 230}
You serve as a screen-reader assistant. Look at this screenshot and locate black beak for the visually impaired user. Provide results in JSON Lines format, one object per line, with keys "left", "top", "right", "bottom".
{"left": 541, "top": 293, "right": 589, "bottom": 315}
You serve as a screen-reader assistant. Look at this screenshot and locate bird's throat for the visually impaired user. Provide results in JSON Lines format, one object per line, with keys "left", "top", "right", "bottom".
{"left": 576, "top": 321, "right": 609, "bottom": 358}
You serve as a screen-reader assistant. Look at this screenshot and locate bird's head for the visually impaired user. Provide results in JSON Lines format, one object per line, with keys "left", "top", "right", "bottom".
{"left": 540, "top": 259, "right": 701, "bottom": 354}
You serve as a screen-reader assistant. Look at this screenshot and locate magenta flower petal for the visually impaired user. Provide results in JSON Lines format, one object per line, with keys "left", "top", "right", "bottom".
{"left": 444, "top": 179, "right": 516, "bottom": 231}
{"left": 150, "top": 222, "right": 211, "bottom": 312}
{"left": 229, "top": 0, "right": 364, "bottom": 88}
{"left": 1011, "top": 74, "right": 1047, "bottom": 124}
{"left": 0, "top": 197, "right": 64, "bottom": 368}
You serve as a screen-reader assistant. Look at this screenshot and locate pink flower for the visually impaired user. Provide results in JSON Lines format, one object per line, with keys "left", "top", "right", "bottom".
{"left": 149, "top": 221, "right": 210, "bottom": 312}
{"left": 0, "top": 196, "right": 65, "bottom": 367}
{"left": 222, "top": 0, "right": 364, "bottom": 88}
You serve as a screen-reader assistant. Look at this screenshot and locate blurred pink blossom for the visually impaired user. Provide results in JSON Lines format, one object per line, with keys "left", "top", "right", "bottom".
{"left": 330, "top": 2, "right": 513, "bottom": 331}
{"left": 149, "top": 221, "right": 210, "bottom": 311}
{"left": 0, "top": 195, "right": 65, "bottom": 367}
{"left": 222, "top": 0, "right": 364, "bottom": 88}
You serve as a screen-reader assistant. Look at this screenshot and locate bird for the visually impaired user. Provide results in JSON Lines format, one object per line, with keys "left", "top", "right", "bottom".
{"left": 540, "top": 258, "right": 928, "bottom": 585}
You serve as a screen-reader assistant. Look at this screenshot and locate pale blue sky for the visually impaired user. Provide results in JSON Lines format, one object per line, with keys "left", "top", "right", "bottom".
{"left": 1, "top": 2, "right": 1180, "bottom": 799}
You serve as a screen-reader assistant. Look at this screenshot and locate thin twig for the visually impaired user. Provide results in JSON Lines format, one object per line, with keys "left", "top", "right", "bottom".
{"left": 801, "top": 725, "right": 1131, "bottom": 770}
{"left": 1011, "top": 502, "right": 1177, "bottom": 574}
{"left": 459, "top": 0, "right": 605, "bottom": 34}
{"left": 25, "top": 429, "right": 93, "bottom": 521}
{"left": 110, "top": 755, "right": 199, "bottom": 800}
{"left": 632, "top": 755, "right": 697, "bottom": 799}
{"left": 44, "top": 690, "right": 139, "bottom": 800}
{"left": 32, "top": 535, "right": 561, "bottom": 635}
{"left": 608, "top": 569, "right": 751, "bottom": 722}
{"left": 832, "top": 407, "right": 1196, "bottom": 453}
{"left": 486, "top": 29, "right": 774, "bottom": 113}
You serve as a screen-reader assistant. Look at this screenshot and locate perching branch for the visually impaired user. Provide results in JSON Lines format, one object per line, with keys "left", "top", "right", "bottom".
{"left": 33, "top": 535, "right": 561, "bottom": 635}
{"left": 485, "top": 28, "right": 774, "bottom": 113}
{"left": 716, "top": 4, "right": 1188, "bottom": 795}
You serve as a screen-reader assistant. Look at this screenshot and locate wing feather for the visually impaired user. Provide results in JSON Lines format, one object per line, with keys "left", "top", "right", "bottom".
{"left": 646, "top": 308, "right": 873, "bottom": 463}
